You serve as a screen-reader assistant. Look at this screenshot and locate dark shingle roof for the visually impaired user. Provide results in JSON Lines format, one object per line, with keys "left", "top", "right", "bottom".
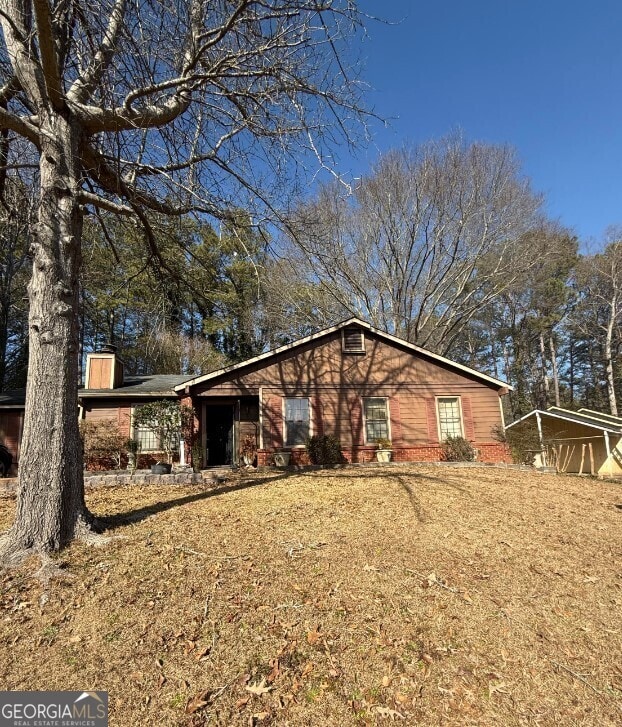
{"left": 79, "top": 374, "right": 189, "bottom": 398}
{"left": 1, "top": 375, "right": 191, "bottom": 408}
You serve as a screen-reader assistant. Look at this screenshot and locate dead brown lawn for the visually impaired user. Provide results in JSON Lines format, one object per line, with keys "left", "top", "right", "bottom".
{"left": 0, "top": 465, "right": 621, "bottom": 726}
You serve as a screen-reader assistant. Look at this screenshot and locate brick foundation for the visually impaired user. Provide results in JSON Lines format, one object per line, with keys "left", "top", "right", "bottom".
{"left": 258, "top": 442, "right": 512, "bottom": 466}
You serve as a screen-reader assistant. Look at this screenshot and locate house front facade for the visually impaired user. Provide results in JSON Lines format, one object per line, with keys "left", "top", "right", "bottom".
{"left": 1, "top": 318, "right": 512, "bottom": 472}
{"left": 175, "top": 318, "right": 512, "bottom": 466}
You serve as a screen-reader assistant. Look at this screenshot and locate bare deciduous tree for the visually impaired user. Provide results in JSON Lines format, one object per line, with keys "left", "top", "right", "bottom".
{"left": 574, "top": 232, "right": 622, "bottom": 416}
{"left": 286, "top": 138, "right": 545, "bottom": 354}
{"left": 0, "top": 0, "right": 368, "bottom": 559}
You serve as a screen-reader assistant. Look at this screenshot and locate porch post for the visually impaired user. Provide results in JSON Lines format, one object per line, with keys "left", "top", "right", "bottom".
{"left": 536, "top": 411, "right": 545, "bottom": 466}
{"left": 604, "top": 430, "right": 611, "bottom": 477}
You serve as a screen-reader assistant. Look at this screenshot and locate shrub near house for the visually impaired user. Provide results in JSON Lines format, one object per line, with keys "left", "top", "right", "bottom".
{"left": 132, "top": 400, "right": 194, "bottom": 465}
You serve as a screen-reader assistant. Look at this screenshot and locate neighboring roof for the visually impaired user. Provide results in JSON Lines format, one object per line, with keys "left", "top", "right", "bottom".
{"left": 506, "top": 407, "right": 622, "bottom": 434}
{"left": 174, "top": 317, "right": 512, "bottom": 392}
{"left": 79, "top": 374, "right": 189, "bottom": 398}
{"left": 0, "top": 389, "right": 26, "bottom": 408}
{"left": 577, "top": 408, "right": 622, "bottom": 426}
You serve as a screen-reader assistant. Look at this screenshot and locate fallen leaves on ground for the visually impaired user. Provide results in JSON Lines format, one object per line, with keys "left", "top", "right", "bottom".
{"left": 0, "top": 465, "right": 621, "bottom": 725}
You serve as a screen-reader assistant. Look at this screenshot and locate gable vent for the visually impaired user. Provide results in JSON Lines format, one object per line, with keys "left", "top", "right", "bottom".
{"left": 342, "top": 326, "right": 365, "bottom": 353}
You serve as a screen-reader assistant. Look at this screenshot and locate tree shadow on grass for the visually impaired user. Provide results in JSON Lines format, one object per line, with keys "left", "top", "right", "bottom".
{"left": 296, "top": 466, "right": 474, "bottom": 522}
{"left": 98, "top": 465, "right": 472, "bottom": 533}
{"left": 98, "top": 471, "right": 294, "bottom": 532}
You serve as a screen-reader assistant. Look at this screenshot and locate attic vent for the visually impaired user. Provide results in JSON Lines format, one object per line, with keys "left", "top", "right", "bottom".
{"left": 342, "top": 327, "right": 365, "bottom": 353}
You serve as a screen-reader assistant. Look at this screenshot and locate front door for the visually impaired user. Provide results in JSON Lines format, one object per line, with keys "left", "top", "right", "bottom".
{"left": 205, "top": 404, "right": 234, "bottom": 466}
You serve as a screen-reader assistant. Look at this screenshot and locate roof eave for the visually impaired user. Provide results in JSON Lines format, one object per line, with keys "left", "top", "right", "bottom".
{"left": 506, "top": 409, "right": 622, "bottom": 434}
{"left": 79, "top": 391, "right": 179, "bottom": 398}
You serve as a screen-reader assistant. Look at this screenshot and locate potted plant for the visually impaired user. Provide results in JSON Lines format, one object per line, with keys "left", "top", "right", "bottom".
{"left": 375, "top": 437, "right": 393, "bottom": 463}
{"left": 273, "top": 450, "right": 291, "bottom": 467}
{"left": 132, "top": 400, "right": 193, "bottom": 474}
{"left": 240, "top": 434, "right": 257, "bottom": 467}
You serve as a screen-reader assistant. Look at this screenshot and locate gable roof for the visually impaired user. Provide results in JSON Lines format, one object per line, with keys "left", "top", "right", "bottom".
{"left": 174, "top": 317, "right": 512, "bottom": 392}
{"left": 506, "top": 407, "right": 622, "bottom": 434}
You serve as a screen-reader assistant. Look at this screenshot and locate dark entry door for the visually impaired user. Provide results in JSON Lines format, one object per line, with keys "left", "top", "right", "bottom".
{"left": 205, "top": 405, "right": 234, "bottom": 466}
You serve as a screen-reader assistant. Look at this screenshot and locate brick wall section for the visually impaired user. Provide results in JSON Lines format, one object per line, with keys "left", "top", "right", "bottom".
{"left": 257, "top": 442, "right": 511, "bottom": 466}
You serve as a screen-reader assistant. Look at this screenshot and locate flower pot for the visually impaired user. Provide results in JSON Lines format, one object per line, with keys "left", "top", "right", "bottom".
{"left": 273, "top": 451, "right": 291, "bottom": 467}
{"left": 376, "top": 449, "right": 392, "bottom": 463}
{"left": 151, "top": 463, "right": 172, "bottom": 475}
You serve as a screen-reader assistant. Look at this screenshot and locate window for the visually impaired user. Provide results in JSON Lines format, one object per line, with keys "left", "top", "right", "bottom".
{"left": 284, "top": 398, "right": 310, "bottom": 446}
{"left": 134, "top": 425, "right": 159, "bottom": 452}
{"left": 437, "top": 397, "right": 463, "bottom": 440}
{"left": 342, "top": 327, "right": 365, "bottom": 353}
{"left": 363, "top": 397, "right": 389, "bottom": 443}
{"left": 132, "top": 405, "right": 180, "bottom": 452}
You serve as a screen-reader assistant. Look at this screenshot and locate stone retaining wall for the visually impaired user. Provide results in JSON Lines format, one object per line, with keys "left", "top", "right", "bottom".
{"left": 0, "top": 460, "right": 539, "bottom": 497}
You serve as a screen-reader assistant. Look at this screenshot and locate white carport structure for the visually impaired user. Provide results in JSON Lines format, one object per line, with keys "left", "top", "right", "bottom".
{"left": 506, "top": 406, "right": 622, "bottom": 476}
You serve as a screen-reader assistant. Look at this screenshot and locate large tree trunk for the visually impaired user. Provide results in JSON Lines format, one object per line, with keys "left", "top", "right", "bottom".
{"left": 539, "top": 331, "right": 550, "bottom": 407}
{"left": 549, "top": 334, "right": 561, "bottom": 407}
{"left": 3, "top": 110, "right": 93, "bottom": 555}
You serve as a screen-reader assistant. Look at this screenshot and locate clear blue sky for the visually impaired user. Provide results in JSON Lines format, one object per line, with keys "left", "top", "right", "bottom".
{"left": 345, "top": 0, "right": 622, "bottom": 244}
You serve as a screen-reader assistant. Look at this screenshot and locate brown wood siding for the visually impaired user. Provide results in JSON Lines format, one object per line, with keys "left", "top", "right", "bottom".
{"left": 192, "top": 330, "right": 506, "bottom": 448}
{"left": 0, "top": 410, "right": 23, "bottom": 462}
{"left": 264, "top": 396, "right": 283, "bottom": 448}
{"left": 390, "top": 397, "right": 402, "bottom": 443}
{"left": 113, "top": 360, "right": 124, "bottom": 388}
{"left": 88, "top": 357, "right": 112, "bottom": 389}
{"left": 83, "top": 402, "right": 132, "bottom": 437}
{"left": 312, "top": 397, "right": 324, "bottom": 437}
{"left": 425, "top": 399, "right": 439, "bottom": 444}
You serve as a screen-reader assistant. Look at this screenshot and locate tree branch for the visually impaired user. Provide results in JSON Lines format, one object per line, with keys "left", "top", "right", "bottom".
{"left": 78, "top": 190, "right": 133, "bottom": 215}
{"left": 32, "top": 0, "right": 64, "bottom": 109}
{"left": 0, "top": 106, "right": 39, "bottom": 146}
{"left": 67, "top": 0, "right": 126, "bottom": 104}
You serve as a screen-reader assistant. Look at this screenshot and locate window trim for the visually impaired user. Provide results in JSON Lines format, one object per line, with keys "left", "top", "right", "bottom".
{"left": 436, "top": 396, "right": 465, "bottom": 441}
{"left": 282, "top": 397, "right": 312, "bottom": 448}
{"left": 342, "top": 327, "right": 366, "bottom": 353}
{"left": 362, "top": 396, "right": 391, "bottom": 445}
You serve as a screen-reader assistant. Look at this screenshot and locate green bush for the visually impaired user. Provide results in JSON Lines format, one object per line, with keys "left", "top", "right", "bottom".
{"left": 306, "top": 434, "right": 344, "bottom": 465}
{"left": 132, "top": 400, "right": 194, "bottom": 463}
{"left": 191, "top": 438, "right": 203, "bottom": 473}
{"left": 440, "top": 435, "right": 475, "bottom": 462}
{"left": 492, "top": 422, "right": 540, "bottom": 465}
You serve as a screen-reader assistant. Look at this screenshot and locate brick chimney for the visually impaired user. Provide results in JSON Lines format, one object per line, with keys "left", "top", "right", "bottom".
{"left": 84, "top": 344, "right": 124, "bottom": 390}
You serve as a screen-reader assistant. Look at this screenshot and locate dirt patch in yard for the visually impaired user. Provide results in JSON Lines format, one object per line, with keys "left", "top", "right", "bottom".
{"left": 0, "top": 466, "right": 621, "bottom": 726}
